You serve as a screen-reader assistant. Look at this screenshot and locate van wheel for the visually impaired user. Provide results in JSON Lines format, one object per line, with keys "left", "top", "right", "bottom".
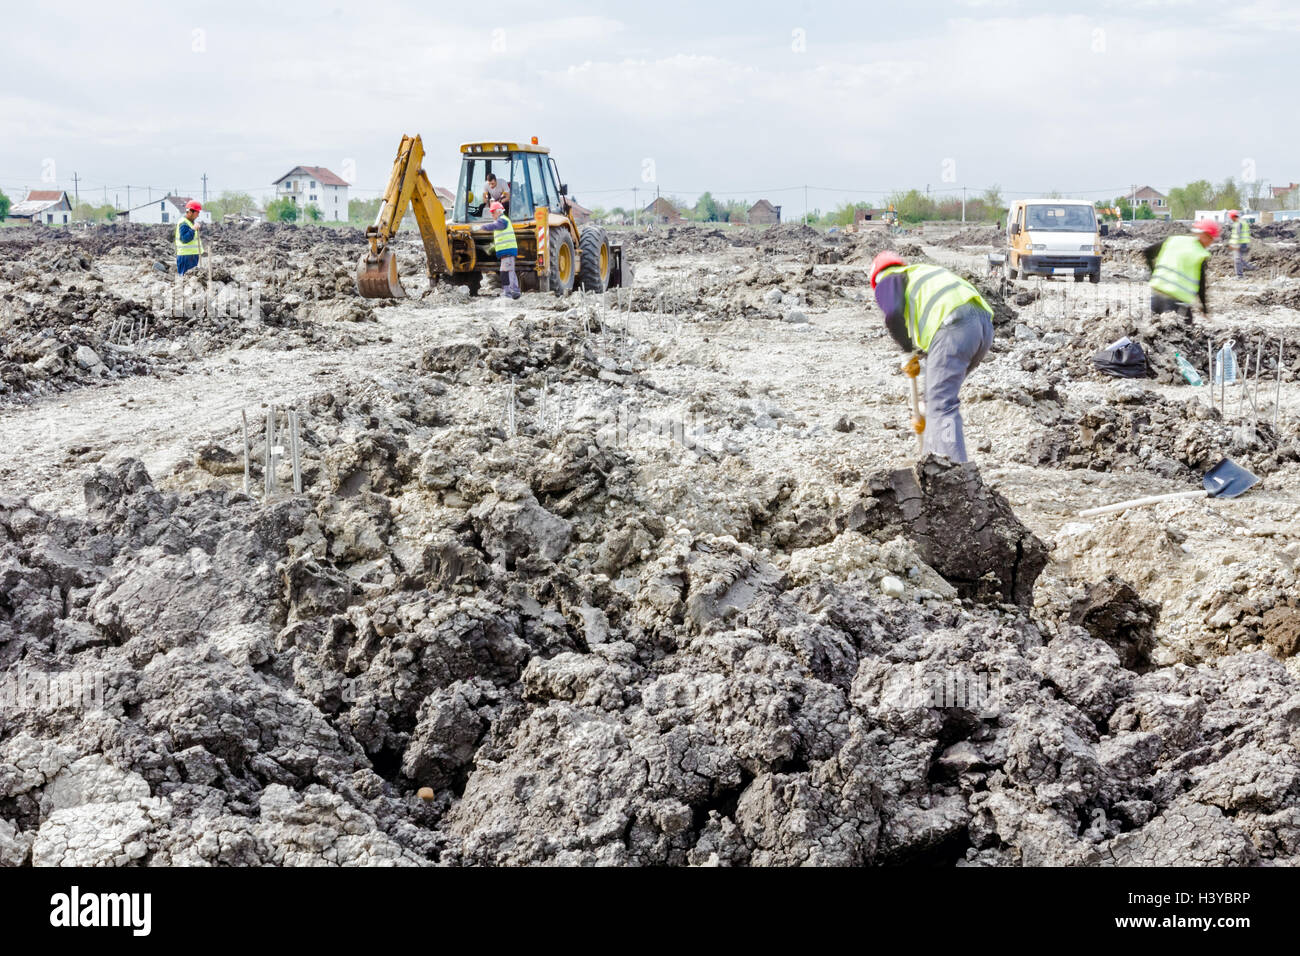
{"left": 1089, "top": 271, "right": 1101, "bottom": 284}
{"left": 1074, "top": 274, "right": 1085, "bottom": 283}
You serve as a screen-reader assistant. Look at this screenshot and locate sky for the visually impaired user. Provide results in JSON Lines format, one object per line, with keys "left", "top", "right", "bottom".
{"left": 1, "top": 0, "right": 1296, "bottom": 215}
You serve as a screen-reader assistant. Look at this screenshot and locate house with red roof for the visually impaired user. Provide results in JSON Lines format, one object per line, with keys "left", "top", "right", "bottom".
{"left": 272, "top": 165, "right": 351, "bottom": 221}
{"left": 7, "top": 190, "right": 72, "bottom": 225}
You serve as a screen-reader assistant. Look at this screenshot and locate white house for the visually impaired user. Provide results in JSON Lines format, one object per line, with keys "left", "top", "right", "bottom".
{"left": 7, "top": 190, "right": 72, "bottom": 225}
{"left": 271, "top": 165, "right": 350, "bottom": 221}
{"left": 122, "top": 195, "right": 213, "bottom": 225}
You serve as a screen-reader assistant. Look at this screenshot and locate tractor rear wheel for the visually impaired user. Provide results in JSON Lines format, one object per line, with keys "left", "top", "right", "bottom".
{"left": 578, "top": 225, "right": 611, "bottom": 293}
{"left": 548, "top": 228, "right": 576, "bottom": 296}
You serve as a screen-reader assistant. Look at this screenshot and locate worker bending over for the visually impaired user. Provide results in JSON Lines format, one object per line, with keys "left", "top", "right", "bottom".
{"left": 474, "top": 201, "right": 520, "bottom": 299}
{"left": 175, "top": 200, "right": 204, "bottom": 276}
{"left": 1144, "top": 219, "right": 1217, "bottom": 318}
{"left": 870, "top": 252, "right": 994, "bottom": 463}
{"left": 1227, "top": 209, "right": 1254, "bottom": 278}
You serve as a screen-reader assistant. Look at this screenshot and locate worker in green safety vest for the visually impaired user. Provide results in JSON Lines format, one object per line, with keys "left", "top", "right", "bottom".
{"left": 174, "top": 199, "right": 204, "bottom": 276}
{"left": 1227, "top": 209, "right": 1255, "bottom": 279}
{"left": 1143, "top": 219, "right": 1217, "bottom": 318}
{"left": 869, "top": 251, "right": 995, "bottom": 463}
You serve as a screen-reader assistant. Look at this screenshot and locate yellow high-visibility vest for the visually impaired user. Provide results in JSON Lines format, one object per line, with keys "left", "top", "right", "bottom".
{"left": 1149, "top": 235, "right": 1209, "bottom": 305}
{"left": 1230, "top": 219, "right": 1251, "bottom": 246}
{"left": 878, "top": 264, "right": 992, "bottom": 351}
{"left": 492, "top": 215, "right": 518, "bottom": 256}
{"left": 174, "top": 217, "right": 202, "bottom": 256}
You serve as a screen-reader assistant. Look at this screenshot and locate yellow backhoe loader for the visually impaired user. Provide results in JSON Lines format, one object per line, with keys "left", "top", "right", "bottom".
{"left": 356, "top": 134, "right": 626, "bottom": 298}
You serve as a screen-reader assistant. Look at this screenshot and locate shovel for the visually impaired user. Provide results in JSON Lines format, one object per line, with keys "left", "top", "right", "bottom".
{"left": 1078, "top": 458, "right": 1259, "bottom": 517}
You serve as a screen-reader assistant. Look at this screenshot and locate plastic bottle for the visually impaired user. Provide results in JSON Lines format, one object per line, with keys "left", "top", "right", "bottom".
{"left": 1214, "top": 343, "right": 1238, "bottom": 385}
{"left": 1174, "top": 352, "right": 1203, "bottom": 386}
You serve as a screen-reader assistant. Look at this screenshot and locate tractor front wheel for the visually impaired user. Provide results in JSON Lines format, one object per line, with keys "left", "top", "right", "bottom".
{"left": 548, "top": 228, "right": 576, "bottom": 296}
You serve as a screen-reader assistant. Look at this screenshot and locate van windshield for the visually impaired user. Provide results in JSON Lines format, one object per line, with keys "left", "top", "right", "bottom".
{"left": 1026, "top": 204, "right": 1096, "bottom": 232}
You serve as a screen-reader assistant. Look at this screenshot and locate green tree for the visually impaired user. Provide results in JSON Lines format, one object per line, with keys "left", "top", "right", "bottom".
{"left": 265, "top": 197, "right": 298, "bottom": 222}
{"left": 886, "top": 189, "right": 938, "bottom": 223}
{"left": 207, "top": 191, "right": 257, "bottom": 220}
{"left": 1211, "top": 178, "right": 1242, "bottom": 211}
{"left": 304, "top": 203, "right": 323, "bottom": 222}
{"left": 1167, "top": 179, "right": 1213, "bottom": 219}
{"left": 348, "top": 197, "right": 382, "bottom": 225}
{"left": 71, "top": 202, "right": 118, "bottom": 223}
{"left": 0, "top": 189, "right": 10, "bottom": 221}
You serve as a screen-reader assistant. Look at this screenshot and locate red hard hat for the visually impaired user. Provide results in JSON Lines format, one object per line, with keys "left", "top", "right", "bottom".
{"left": 186, "top": 200, "right": 202, "bottom": 212}
{"left": 870, "top": 251, "right": 906, "bottom": 288}
{"left": 1192, "top": 219, "right": 1221, "bottom": 240}
{"left": 488, "top": 201, "right": 504, "bottom": 217}
{"left": 1227, "top": 209, "right": 1240, "bottom": 220}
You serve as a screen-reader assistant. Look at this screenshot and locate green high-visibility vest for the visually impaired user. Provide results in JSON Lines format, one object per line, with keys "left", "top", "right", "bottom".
{"left": 1231, "top": 218, "right": 1250, "bottom": 246}
{"left": 1149, "top": 235, "right": 1209, "bottom": 305}
{"left": 174, "top": 217, "right": 202, "bottom": 257}
{"left": 878, "top": 264, "right": 992, "bottom": 351}
{"left": 492, "top": 215, "right": 518, "bottom": 256}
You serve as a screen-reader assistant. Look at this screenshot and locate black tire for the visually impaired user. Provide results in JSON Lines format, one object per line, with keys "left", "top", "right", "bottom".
{"left": 578, "top": 225, "right": 611, "bottom": 292}
{"left": 1089, "top": 271, "right": 1101, "bottom": 284}
{"left": 548, "top": 228, "right": 576, "bottom": 296}
{"left": 1074, "top": 273, "right": 1085, "bottom": 283}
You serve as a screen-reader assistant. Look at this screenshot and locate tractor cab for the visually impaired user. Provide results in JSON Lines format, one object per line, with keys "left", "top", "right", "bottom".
{"left": 454, "top": 141, "right": 567, "bottom": 224}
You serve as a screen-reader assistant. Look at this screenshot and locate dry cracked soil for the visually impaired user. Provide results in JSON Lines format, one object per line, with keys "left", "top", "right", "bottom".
{"left": 2, "top": 219, "right": 1300, "bottom": 866}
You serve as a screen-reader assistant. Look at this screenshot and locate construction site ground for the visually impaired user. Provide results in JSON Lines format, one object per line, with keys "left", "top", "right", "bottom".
{"left": 3, "top": 220, "right": 1300, "bottom": 866}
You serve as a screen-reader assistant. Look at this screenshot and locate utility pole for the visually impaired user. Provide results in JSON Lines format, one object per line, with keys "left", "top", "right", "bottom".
{"left": 72, "top": 172, "right": 79, "bottom": 205}
{"left": 202, "top": 172, "right": 208, "bottom": 204}
{"left": 962, "top": 186, "right": 967, "bottom": 224}
{"left": 127, "top": 185, "right": 131, "bottom": 211}
{"left": 633, "top": 187, "right": 638, "bottom": 229}
{"left": 1131, "top": 184, "right": 1136, "bottom": 223}
{"left": 804, "top": 184, "right": 808, "bottom": 225}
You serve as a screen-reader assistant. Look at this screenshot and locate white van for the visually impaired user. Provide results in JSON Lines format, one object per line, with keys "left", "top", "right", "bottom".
{"left": 1006, "top": 198, "right": 1105, "bottom": 283}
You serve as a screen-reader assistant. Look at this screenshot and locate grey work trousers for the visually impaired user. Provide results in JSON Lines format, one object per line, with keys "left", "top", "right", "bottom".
{"left": 1233, "top": 243, "right": 1252, "bottom": 278}
{"left": 499, "top": 255, "right": 520, "bottom": 298}
{"left": 922, "top": 303, "right": 994, "bottom": 463}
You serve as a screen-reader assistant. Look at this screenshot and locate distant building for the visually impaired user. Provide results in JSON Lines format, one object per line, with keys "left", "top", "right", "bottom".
{"left": 748, "top": 199, "right": 782, "bottom": 224}
{"left": 1269, "top": 182, "right": 1298, "bottom": 200}
{"left": 7, "top": 190, "right": 72, "bottom": 225}
{"left": 642, "top": 197, "right": 682, "bottom": 224}
{"left": 1272, "top": 210, "right": 1300, "bottom": 222}
{"left": 272, "top": 165, "right": 350, "bottom": 221}
{"left": 120, "top": 195, "right": 213, "bottom": 225}
{"left": 853, "top": 207, "right": 892, "bottom": 226}
{"left": 568, "top": 201, "right": 593, "bottom": 225}
{"left": 1132, "top": 186, "right": 1171, "bottom": 219}
{"left": 434, "top": 186, "right": 455, "bottom": 211}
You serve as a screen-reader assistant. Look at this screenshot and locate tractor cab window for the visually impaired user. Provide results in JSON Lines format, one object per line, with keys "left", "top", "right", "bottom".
{"left": 543, "top": 157, "right": 563, "bottom": 212}
{"left": 457, "top": 157, "right": 518, "bottom": 222}
{"left": 511, "top": 152, "right": 545, "bottom": 218}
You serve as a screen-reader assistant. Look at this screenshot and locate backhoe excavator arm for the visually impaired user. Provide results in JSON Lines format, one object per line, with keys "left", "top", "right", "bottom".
{"left": 356, "top": 134, "right": 454, "bottom": 298}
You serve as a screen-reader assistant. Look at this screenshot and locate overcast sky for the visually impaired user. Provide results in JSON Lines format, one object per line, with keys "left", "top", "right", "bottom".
{"left": 1, "top": 0, "right": 1295, "bottom": 214}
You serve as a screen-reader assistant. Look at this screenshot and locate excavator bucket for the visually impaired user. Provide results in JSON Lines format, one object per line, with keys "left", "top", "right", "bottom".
{"left": 356, "top": 249, "right": 406, "bottom": 299}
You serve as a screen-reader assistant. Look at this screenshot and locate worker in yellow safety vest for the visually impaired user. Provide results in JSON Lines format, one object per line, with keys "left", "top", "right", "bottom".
{"left": 1143, "top": 219, "right": 1218, "bottom": 318}
{"left": 473, "top": 201, "right": 520, "bottom": 299}
{"left": 870, "top": 252, "right": 995, "bottom": 463}
{"left": 1227, "top": 209, "right": 1254, "bottom": 279}
{"left": 174, "top": 200, "right": 204, "bottom": 276}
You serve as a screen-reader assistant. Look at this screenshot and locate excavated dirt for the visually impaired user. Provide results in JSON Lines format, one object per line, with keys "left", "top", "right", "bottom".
{"left": 3, "top": 222, "right": 1300, "bottom": 867}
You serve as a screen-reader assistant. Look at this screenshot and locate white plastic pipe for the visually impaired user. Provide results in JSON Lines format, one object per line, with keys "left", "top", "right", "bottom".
{"left": 1078, "top": 489, "right": 1209, "bottom": 517}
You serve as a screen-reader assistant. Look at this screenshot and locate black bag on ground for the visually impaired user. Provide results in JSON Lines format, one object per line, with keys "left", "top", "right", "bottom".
{"left": 1091, "top": 337, "right": 1150, "bottom": 378}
